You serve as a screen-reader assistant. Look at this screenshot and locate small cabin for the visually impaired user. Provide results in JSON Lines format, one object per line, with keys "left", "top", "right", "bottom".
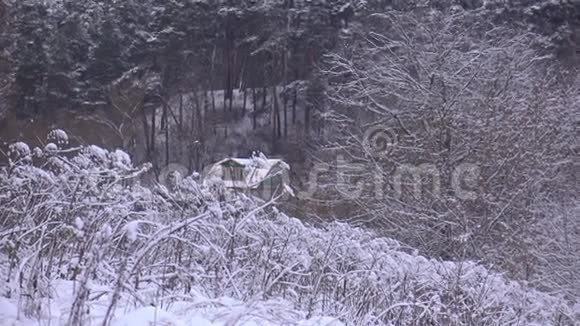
{"left": 204, "top": 156, "right": 290, "bottom": 200}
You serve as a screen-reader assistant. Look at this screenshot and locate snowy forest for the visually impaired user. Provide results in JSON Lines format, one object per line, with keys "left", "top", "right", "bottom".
{"left": 0, "top": 0, "right": 579, "bottom": 325}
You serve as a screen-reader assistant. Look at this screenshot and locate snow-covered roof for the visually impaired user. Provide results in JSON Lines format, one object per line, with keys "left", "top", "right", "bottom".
{"left": 206, "top": 155, "right": 290, "bottom": 189}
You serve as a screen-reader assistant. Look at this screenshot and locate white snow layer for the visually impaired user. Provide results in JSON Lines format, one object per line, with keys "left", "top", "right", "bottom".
{"left": 0, "top": 280, "right": 343, "bottom": 326}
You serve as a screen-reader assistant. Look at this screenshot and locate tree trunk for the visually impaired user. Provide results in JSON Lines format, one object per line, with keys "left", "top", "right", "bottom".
{"left": 292, "top": 88, "right": 297, "bottom": 125}
{"left": 165, "top": 105, "right": 170, "bottom": 166}
{"left": 305, "top": 103, "right": 310, "bottom": 133}
{"left": 262, "top": 86, "right": 267, "bottom": 114}
{"left": 271, "top": 103, "right": 277, "bottom": 152}
{"left": 242, "top": 89, "right": 247, "bottom": 116}
{"left": 228, "top": 89, "right": 234, "bottom": 112}
{"left": 223, "top": 83, "right": 228, "bottom": 112}
{"left": 210, "top": 46, "right": 216, "bottom": 112}
{"left": 141, "top": 107, "right": 151, "bottom": 160}
{"left": 273, "top": 86, "right": 281, "bottom": 139}
{"left": 283, "top": 91, "right": 288, "bottom": 138}
{"left": 160, "top": 102, "right": 167, "bottom": 130}
{"left": 196, "top": 88, "right": 204, "bottom": 171}
{"left": 179, "top": 94, "right": 183, "bottom": 131}
{"left": 150, "top": 106, "right": 156, "bottom": 155}
{"left": 252, "top": 87, "right": 257, "bottom": 130}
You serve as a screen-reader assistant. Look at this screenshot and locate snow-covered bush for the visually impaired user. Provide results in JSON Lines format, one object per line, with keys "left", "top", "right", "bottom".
{"left": 0, "top": 135, "right": 578, "bottom": 325}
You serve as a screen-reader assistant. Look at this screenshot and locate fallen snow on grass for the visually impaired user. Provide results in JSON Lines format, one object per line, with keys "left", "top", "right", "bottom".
{"left": 0, "top": 280, "right": 343, "bottom": 326}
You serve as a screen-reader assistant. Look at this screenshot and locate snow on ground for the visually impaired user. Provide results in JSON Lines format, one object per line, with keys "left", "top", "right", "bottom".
{"left": 0, "top": 280, "right": 343, "bottom": 326}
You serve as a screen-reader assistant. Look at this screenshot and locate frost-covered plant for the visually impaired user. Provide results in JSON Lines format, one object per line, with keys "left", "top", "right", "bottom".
{"left": 0, "top": 133, "right": 577, "bottom": 325}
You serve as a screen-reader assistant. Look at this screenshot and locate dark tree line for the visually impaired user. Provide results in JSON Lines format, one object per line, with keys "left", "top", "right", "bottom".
{"left": 0, "top": 0, "right": 577, "bottom": 169}
{"left": 0, "top": 0, "right": 374, "bottom": 168}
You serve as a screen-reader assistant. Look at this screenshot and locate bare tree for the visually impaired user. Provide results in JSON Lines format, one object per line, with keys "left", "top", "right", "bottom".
{"left": 319, "top": 8, "right": 577, "bottom": 281}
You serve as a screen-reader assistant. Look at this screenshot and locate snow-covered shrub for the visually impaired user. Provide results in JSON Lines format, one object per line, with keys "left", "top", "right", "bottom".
{"left": 0, "top": 136, "right": 578, "bottom": 325}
